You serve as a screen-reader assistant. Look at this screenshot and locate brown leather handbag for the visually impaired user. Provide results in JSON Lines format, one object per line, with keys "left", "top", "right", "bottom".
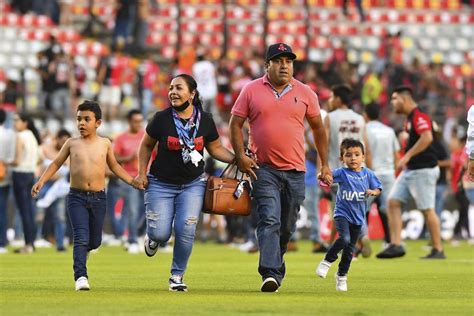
{"left": 202, "top": 162, "right": 251, "bottom": 216}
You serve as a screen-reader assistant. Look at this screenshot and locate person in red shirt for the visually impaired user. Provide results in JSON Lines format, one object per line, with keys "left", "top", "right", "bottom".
{"left": 377, "top": 86, "right": 445, "bottom": 259}
{"left": 108, "top": 109, "right": 145, "bottom": 254}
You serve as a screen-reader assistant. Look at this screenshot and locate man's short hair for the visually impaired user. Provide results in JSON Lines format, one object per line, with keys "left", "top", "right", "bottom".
{"left": 340, "top": 138, "right": 365, "bottom": 156}
{"left": 365, "top": 103, "right": 380, "bottom": 121}
{"left": 392, "top": 85, "right": 414, "bottom": 97}
{"left": 77, "top": 100, "right": 102, "bottom": 120}
{"left": 0, "top": 109, "right": 6, "bottom": 125}
{"left": 127, "top": 109, "right": 142, "bottom": 121}
{"left": 57, "top": 128, "right": 71, "bottom": 139}
{"left": 331, "top": 84, "right": 353, "bottom": 106}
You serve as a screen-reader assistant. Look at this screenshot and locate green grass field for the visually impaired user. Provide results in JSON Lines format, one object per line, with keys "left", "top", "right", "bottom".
{"left": 0, "top": 240, "right": 473, "bottom": 315}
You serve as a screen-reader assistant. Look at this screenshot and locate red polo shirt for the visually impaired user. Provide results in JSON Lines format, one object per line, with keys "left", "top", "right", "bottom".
{"left": 231, "top": 75, "right": 321, "bottom": 171}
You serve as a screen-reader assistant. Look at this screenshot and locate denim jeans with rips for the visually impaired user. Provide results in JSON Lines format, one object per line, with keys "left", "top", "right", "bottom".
{"left": 145, "top": 175, "right": 206, "bottom": 276}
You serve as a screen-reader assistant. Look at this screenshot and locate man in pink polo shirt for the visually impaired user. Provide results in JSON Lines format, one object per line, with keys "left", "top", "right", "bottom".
{"left": 229, "top": 43, "right": 332, "bottom": 292}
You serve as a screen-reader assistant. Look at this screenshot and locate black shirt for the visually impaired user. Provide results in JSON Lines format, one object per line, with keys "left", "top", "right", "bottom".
{"left": 405, "top": 107, "right": 438, "bottom": 170}
{"left": 146, "top": 107, "right": 219, "bottom": 184}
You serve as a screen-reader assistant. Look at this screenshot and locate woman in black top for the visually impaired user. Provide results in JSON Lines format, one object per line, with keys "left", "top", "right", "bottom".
{"left": 136, "top": 74, "right": 234, "bottom": 292}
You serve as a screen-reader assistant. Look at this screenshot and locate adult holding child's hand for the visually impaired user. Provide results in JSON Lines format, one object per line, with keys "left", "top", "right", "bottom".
{"left": 137, "top": 74, "right": 234, "bottom": 292}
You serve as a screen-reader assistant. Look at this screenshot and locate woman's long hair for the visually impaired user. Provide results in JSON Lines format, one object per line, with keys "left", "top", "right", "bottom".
{"left": 174, "top": 73, "right": 204, "bottom": 112}
{"left": 17, "top": 113, "right": 41, "bottom": 145}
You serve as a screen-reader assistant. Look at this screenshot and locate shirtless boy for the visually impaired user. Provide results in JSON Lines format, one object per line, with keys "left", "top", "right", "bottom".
{"left": 32, "top": 100, "right": 142, "bottom": 291}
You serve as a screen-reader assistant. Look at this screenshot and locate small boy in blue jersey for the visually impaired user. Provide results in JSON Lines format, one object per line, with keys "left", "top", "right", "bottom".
{"left": 316, "top": 138, "right": 382, "bottom": 291}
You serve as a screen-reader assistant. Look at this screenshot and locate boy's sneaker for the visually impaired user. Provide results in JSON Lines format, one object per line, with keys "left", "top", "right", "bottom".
{"left": 316, "top": 260, "right": 332, "bottom": 278}
{"left": 335, "top": 274, "right": 348, "bottom": 291}
{"left": 169, "top": 275, "right": 187, "bottom": 292}
{"left": 260, "top": 277, "right": 279, "bottom": 292}
{"left": 75, "top": 276, "right": 90, "bottom": 291}
{"left": 144, "top": 235, "right": 158, "bottom": 257}
{"left": 420, "top": 249, "right": 446, "bottom": 259}
{"left": 376, "top": 244, "right": 405, "bottom": 259}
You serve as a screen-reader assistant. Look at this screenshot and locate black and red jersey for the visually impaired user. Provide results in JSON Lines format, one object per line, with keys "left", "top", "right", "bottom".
{"left": 404, "top": 107, "right": 437, "bottom": 170}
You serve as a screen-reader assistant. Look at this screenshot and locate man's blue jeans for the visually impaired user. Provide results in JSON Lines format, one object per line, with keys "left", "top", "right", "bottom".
{"left": 324, "top": 216, "right": 362, "bottom": 276}
{"left": 145, "top": 175, "right": 206, "bottom": 276}
{"left": 107, "top": 180, "right": 144, "bottom": 243}
{"left": 67, "top": 189, "right": 107, "bottom": 281}
{"left": 253, "top": 165, "right": 305, "bottom": 285}
{"left": 304, "top": 184, "right": 321, "bottom": 243}
{"left": 0, "top": 185, "right": 10, "bottom": 247}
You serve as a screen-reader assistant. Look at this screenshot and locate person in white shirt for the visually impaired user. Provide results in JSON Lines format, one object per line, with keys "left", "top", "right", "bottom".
{"left": 364, "top": 103, "right": 400, "bottom": 246}
{"left": 192, "top": 53, "right": 219, "bottom": 122}
{"left": 0, "top": 109, "right": 16, "bottom": 254}
{"left": 11, "top": 113, "right": 41, "bottom": 254}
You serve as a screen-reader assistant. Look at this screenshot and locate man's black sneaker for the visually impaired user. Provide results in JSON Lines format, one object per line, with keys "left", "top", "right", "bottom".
{"left": 261, "top": 277, "right": 279, "bottom": 292}
{"left": 421, "top": 249, "right": 446, "bottom": 259}
{"left": 376, "top": 244, "right": 406, "bottom": 259}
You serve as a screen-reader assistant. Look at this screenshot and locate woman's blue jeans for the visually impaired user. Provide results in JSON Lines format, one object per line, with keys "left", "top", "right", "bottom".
{"left": 12, "top": 172, "right": 36, "bottom": 246}
{"left": 253, "top": 165, "right": 305, "bottom": 285}
{"left": 145, "top": 175, "right": 206, "bottom": 276}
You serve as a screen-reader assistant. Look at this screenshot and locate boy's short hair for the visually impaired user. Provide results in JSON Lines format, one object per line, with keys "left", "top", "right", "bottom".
{"left": 77, "top": 100, "right": 102, "bottom": 120}
{"left": 126, "top": 109, "right": 142, "bottom": 121}
{"left": 340, "top": 138, "right": 365, "bottom": 156}
{"left": 331, "top": 84, "right": 353, "bottom": 106}
{"left": 365, "top": 103, "right": 380, "bottom": 121}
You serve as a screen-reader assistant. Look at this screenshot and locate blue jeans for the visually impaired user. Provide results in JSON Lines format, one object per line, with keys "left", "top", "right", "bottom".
{"left": 325, "top": 216, "right": 362, "bottom": 276}
{"left": 12, "top": 172, "right": 36, "bottom": 246}
{"left": 253, "top": 165, "right": 305, "bottom": 285}
{"left": 435, "top": 183, "right": 446, "bottom": 219}
{"left": 145, "top": 175, "right": 206, "bottom": 276}
{"left": 304, "top": 185, "right": 321, "bottom": 243}
{"left": 0, "top": 185, "right": 10, "bottom": 247}
{"left": 107, "top": 180, "right": 144, "bottom": 243}
{"left": 67, "top": 188, "right": 107, "bottom": 281}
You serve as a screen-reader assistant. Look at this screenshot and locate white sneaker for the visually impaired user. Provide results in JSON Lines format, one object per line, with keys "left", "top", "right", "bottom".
{"left": 75, "top": 276, "right": 90, "bottom": 291}
{"left": 128, "top": 243, "right": 140, "bottom": 254}
{"left": 335, "top": 274, "right": 348, "bottom": 291}
{"left": 144, "top": 235, "right": 158, "bottom": 257}
{"left": 316, "top": 260, "right": 332, "bottom": 278}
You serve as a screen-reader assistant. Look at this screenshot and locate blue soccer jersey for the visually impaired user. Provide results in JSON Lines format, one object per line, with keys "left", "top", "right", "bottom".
{"left": 333, "top": 167, "right": 383, "bottom": 225}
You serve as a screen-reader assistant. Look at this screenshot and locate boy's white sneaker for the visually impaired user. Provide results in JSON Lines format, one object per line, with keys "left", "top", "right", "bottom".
{"left": 335, "top": 274, "right": 348, "bottom": 291}
{"left": 75, "top": 276, "right": 90, "bottom": 291}
{"left": 316, "top": 260, "right": 332, "bottom": 278}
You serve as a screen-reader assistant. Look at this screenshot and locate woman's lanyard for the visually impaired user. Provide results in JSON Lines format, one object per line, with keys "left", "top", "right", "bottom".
{"left": 172, "top": 106, "right": 202, "bottom": 165}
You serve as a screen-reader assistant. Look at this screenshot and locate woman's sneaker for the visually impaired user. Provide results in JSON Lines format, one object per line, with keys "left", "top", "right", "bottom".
{"left": 75, "top": 276, "right": 90, "bottom": 291}
{"left": 316, "top": 260, "right": 332, "bottom": 278}
{"left": 144, "top": 235, "right": 158, "bottom": 257}
{"left": 169, "top": 275, "right": 187, "bottom": 292}
{"left": 335, "top": 274, "right": 348, "bottom": 291}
